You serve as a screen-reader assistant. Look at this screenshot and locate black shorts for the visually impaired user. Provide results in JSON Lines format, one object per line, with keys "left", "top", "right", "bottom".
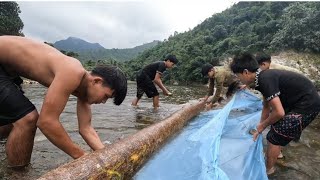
{"left": 136, "top": 70, "right": 159, "bottom": 98}
{"left": 0, "top": 67, "right": 35, "bottom": 126}
{"left": 266, "top": 111, "right": 319, "bottom": 146}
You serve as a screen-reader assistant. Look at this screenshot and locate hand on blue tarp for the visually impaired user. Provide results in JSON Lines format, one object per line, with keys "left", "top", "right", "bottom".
{"left": 253, "top": 122, "right": 267, "bottom": 141}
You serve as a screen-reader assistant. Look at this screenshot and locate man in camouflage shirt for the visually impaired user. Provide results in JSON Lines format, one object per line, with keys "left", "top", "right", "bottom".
{"left": 201, "top": 64, "right": 239, "bottom": 109}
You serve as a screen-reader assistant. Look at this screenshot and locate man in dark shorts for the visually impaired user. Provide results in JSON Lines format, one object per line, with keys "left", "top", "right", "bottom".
{"left": 230, "top": 52, "right": 320, "bottom": 175}
{"left": 131, "top": 55, "right": 178, "bottom": 108}
{"left": 0, "top": 36, "right": 127, "bottom": 168}
{"left": 256, "top": 52, "right": 303, "bottom": 150}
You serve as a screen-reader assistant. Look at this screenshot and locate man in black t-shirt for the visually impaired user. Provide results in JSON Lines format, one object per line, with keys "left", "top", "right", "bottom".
{"left": 230, "top": 52, "right": 320, "bottom": 175}
{"left": 131, "top": 55, "right": 178, "bottom": 108}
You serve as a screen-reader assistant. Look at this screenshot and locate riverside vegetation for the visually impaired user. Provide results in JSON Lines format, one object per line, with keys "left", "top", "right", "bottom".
{"left": 1, "top": 1, "right": 320, "bottom": 86}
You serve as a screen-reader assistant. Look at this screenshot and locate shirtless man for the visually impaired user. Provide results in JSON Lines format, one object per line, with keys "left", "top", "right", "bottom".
{"left": 0, "top": 36, "right": 127, "bottom": 167}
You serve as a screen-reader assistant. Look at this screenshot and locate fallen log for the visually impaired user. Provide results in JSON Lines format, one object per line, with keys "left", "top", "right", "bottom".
{"left": 38, "top": 100, "right": 205, "bottom": 180}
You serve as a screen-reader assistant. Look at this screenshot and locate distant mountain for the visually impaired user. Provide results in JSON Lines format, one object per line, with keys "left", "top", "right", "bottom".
{"left": 54, "top": 37, "right": 105, "bottom": 52}
{"left": 77, "top": 40, "right": 160, "bottom": 62}
{"left": 53, "top": 37, "right": 160, "bottom": 62}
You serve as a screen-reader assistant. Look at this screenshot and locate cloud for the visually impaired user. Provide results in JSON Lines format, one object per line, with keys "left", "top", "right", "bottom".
{"left": 18, "top": 1, "right": 235, "bottom": 49}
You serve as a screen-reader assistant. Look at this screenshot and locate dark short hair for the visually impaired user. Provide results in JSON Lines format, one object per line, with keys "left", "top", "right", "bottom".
{"left": 230, "top": 52, "right": 259, "bottom": 73}
{"left": 91, "top": 65, "right": 127, "bottom": 105}
{"left": 201, "top": 63, "right": 213, "bottom": 76}
{"left": 165, "top": 54, "right": 179, "bottom": 64}
{"left": 255, "top": 52, "right": 271, "bottom": 65}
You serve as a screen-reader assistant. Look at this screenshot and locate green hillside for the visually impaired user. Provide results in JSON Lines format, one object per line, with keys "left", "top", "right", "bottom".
{"left": 124, "top": 2, "right": 320, "bottom": 84}
{"left": 2, "top": 1, "right": 320, "bottom": 85}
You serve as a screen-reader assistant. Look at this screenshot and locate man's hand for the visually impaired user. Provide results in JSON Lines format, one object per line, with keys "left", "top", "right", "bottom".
{"left": 163, "top": 90, "right": 172, "bottom": 96}
{"left": 253, "top": 123, "right": 266, "bottom": 141}
{"left": 252, "top": 131, "right": 260, "bottom": 141}
{"left": 239, "top": 84, "right": 247, "bottom": 89}
{"left": 205, "top": 102, "right": 219, "bottom": 110}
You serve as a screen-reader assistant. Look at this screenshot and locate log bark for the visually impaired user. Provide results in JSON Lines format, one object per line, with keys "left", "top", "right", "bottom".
{"left": 38, "top": 101, "right": 205, "bottom": 180}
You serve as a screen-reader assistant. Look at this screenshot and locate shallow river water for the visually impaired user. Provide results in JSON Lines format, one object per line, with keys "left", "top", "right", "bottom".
{"left": 0, "top": 83, "right": 319, "bottom": 179}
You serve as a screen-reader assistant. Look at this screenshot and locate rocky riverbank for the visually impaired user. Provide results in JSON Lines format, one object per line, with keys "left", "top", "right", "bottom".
{"left": 23, "top": 79, "right": 39, "bottom": 84}
{"left": 271, "top": 51, "right": 320, "bottom": 89}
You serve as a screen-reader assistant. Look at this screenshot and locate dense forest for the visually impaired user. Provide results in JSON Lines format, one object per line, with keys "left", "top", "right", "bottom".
{"left": 1, "top": 1, "right": 320, "bottom": 84}
{"left": 124, "top": 2, "right": 320, "bottom": 84}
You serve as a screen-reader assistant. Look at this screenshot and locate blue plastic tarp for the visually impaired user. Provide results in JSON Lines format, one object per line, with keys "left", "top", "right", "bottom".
{"left": 134, "top": 90, "right": 268, "bottom": 180}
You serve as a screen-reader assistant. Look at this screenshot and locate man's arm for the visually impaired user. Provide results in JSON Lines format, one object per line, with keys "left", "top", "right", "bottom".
{"left": 153, "top": 72, "right": 170, "bottom": 95}
{"left": 207, "top": 78, "right": 214, "bottom": 97}
{"left": 260, "top": 98, "right": 270, "bottom": 122}
{"left": 259, "top": 97, "right": 285, "bottom": 129}
{"left": 253, "top": 97, "right": 285, "bottom": 141}
{"left": 37, "top": 73, "right": 85, "bottom": 159}
{"left": 211, "top": 76, "right": 225, "bottom": 104}
{"left": 77, "top": 99, "right": 105, "bottom": 150}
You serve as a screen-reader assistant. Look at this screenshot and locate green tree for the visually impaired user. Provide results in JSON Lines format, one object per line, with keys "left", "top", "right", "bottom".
{"left": 66, "top": 51, "right": 79, "bottom": 58}
{"left": 212, "top": 25, "right": 228, "bottom": 41}
{"left": 271, "top": 2, "right": 320, "bottom": 52}
{"left": 0, "top": 2, "right": 24, "bottom": 36}
{"left": 125, "top": 2, "right": 320, "bottom": 84}
{"left": 84, "top": 60, "right": 96, "bottom": 71}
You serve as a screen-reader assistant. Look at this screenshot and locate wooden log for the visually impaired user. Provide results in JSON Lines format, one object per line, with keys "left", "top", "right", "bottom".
{"left": 38, "top": 101, "right": 205, "bottom": 180}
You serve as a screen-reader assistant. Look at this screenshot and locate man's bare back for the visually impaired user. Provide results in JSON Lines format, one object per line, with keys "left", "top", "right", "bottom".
{"left": 0, "top": 36, "right": 85, "bottom": 87}
{"left": 0, "top": 36, "right": 127, "bottom": 167}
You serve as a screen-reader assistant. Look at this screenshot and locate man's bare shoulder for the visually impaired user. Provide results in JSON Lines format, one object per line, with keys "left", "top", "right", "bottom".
{"left": 55, "top": 63, "right": 86, "bottom": 83}
{"left": 0, "top": 36, "right": 61, "bottom": 64}
{"left": 0, "top": 36, "right": 86, "bottom": 84}
{"left": 52, "top": 67, "right": 87, "bottom": 97}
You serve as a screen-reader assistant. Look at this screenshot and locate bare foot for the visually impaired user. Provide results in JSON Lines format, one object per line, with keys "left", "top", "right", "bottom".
{"left": 131, "top": 103, "right": 139, "bottom": 108}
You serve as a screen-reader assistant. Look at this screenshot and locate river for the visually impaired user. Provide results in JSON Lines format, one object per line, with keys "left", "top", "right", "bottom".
{"left": 0, "top": 83, "right": 319, "bottom": 179}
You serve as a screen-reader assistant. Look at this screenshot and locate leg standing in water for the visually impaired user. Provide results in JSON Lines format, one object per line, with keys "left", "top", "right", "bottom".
{"left": 0, "top": 36, "right": 127, "bottom": 167}
{"left": 132, "top": 54, "right": 178, "bottom": 108}
{"left": 230, "top": 52, "right": 320, "bottom": 175}
{"left": 0, "top": 67, "right": 38, "bottom": 167}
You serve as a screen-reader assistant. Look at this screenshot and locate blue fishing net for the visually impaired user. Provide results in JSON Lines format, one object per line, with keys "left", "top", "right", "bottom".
{"left": 134, "top": 90, "right": 268, "bottom": 180}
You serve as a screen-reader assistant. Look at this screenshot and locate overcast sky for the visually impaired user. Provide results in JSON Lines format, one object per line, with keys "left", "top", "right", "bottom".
{"left": 18, "top": 1, "right": 237, "bottom": 49}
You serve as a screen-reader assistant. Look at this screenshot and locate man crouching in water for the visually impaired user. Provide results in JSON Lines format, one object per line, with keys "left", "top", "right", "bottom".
{"left": 0, "top": 36, "right": 127, "bottom": 168}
